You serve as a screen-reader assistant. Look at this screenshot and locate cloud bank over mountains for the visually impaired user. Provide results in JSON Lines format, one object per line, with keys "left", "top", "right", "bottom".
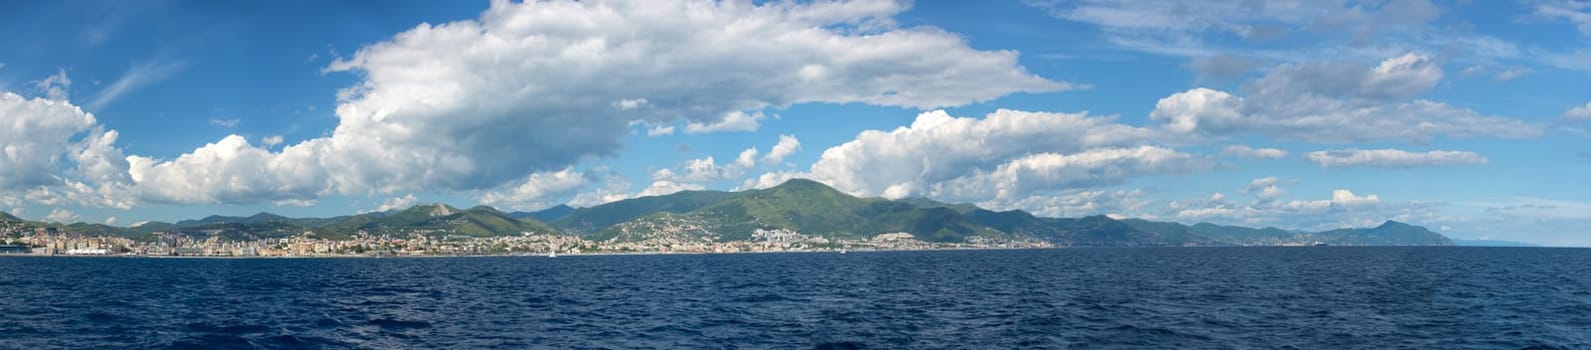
{"left": 0, "top": 0, "right": 1581, "bottom": 244}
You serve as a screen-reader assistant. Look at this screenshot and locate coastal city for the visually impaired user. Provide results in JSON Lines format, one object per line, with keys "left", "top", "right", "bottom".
{"left": 0, "top": 223, "right": 1055, "bottom": 257}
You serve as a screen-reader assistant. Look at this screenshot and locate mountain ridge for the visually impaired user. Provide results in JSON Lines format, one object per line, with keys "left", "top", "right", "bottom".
{"left": 0, "top": 179, "right": 1456, "bottom": 247}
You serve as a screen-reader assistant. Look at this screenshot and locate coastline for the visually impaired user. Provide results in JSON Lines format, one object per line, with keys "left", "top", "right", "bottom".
{"left": 0, "top": 245, "right": 1543, "bottom": 260}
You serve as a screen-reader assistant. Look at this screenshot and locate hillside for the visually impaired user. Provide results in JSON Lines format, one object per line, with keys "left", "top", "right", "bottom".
{"left": 320, "top": 204, "right": 556, "bottom": 238}
{"left": 512, "top": 204, "right": 576, "bottom": 222}
{"left": 0, "top": 178, "right": 1460, "bottom": 247}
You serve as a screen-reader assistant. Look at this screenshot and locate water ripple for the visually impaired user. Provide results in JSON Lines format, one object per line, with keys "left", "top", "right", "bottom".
{"left": 0, "top": 247, "right": 1587, "bottom": 349}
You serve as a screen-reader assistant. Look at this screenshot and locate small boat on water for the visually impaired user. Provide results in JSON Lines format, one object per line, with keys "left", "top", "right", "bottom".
{"left": 547, "top": 250, "right": 557, "bottom": 258}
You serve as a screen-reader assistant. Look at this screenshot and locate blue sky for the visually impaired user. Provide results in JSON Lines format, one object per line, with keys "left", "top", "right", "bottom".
{"left": 2, "top": 0, "right": 1589, "bottom": 245}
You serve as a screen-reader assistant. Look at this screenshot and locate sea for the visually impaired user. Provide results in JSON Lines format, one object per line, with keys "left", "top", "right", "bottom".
{"left": 0, "top": 247, "right": 1587, "bottom": 349}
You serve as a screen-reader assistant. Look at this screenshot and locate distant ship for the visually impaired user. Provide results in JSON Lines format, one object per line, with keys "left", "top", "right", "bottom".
{"left": 1312, "top": 242, "right": 1329, "bottom": 247}
{"left": 548, "top": 250, "right": 557, "bottom": 258}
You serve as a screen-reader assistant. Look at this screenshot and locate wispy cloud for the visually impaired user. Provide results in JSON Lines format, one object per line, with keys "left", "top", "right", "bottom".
{"left": 209, "top": 118, "right": 240, "bottom": 128}
{"left": 89, "top": 61, "right": 185, "bottom": 110}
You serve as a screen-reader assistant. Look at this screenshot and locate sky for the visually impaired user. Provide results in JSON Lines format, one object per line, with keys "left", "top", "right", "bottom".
{"left": 1, "top": 0, "right": 1589, "bottom": 246}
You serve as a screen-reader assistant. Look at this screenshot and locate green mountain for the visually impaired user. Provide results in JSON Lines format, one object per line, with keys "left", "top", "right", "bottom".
{"left": 512, "top": 204, "right": 576, "bottom": 222}
{"left": 1050, "top": 216, "right": 1211, "bottom": 247}
{"left": 320, "top": 204, "right": 556, "bottom": 238}
{"left": 1310, "top": 221, "right": 1453, "bottom": 246}
{"left": 555, "top": 179, "right": 1460, "bottom": 247}
{"left": 0, "top": 179, "right": 1462, "bottom": 248}
{"left": 583, "top": 179, "right": 1005, "bottom": 243}
{"left": 552, "top": 190, "right": 738, "bottom": 234}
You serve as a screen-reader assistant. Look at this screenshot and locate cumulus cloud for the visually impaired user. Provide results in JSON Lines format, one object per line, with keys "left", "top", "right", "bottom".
{"left": 763, "top": 134, "right": 801, "bottom": 164}
{"left": 44, "top": 208, "right": 78, "bottom": 224}
{"left": 1150, "top": 53, "right": 1540, "bottom": 143}
{"left": 32, "top": 69, "right": 71, "bottom": 100}
{"left": 0, "top": 93, "right": 127, "bottom": 202}
{"left": 5, "top": 0, "right": 1067, "bottom": 208}
{"left": 1304, "top": 149, "right": 1489, "bottom": 168}
{"left": 658, "top": 134, "right": 805, "bottom": 190}
{"left": 126, "top": 135, "right": 329, "bottom": 204}
{"left": 478, "top": 167, "right": 590, "bottom": 211}
{"left": 1221, "top": 145, "right": 1288, "bottom": 159}
{"left": 685, "top": 111, "right": 764, "bottom": 134}
{"left": 261, "top": 135, "right": 285, "bottom": 147}
{"left": 637, "top": 179, "right": 704, "bottom": 197}
{"left": 1166, "top": 177, "right": 1399, "bottom": 230}
{"left": 982, "top": 189, "right": 1152, "bottom": 218}
{"left": 1567, "top": 101, "right": 1591, "bottom": 121}
{"left": 645, "top": 125, "right": 676, "bottom": 137}
{"left": 931, "top": 146, "right": 1210, "bottom": 201}
{"left": 568, "top": 172, "right": 634, "bottom": 207}
{"left": 748, "top": 109, "right": 1203, "bottom": 203}
{"left": 121, "top": 0, "right": 1066, "bottom": 205}
{"left": 371, "top": 194, "right": 419, "bottom": 213}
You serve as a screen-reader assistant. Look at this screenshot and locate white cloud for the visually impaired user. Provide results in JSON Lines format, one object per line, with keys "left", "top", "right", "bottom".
{"left": 104, "top": 216, "right": 117, "bottom": 226}
{"left": 568, "top": 173, "right": 633, "bottom": 207}
{"left": 1493, "top": 67, "right": 1531, "bottom": 82}
{"left": 685, "top": 111, "right": 764, "bottom": 134}
{"left": 1167, "top": 179, "right": 1395, "bottom": 230}
{"left": 1533, "top": 0, "right": 1591, "bottom": 36}
{"left": 273, "top": 199, "right": 316, "bottom": 207}
{"left": 982, "top": 188, "right": 1152, "bottom": 218}
{"left": 371, "top": 194, "right": 419, "bottom": 213}
{"left": 126, "top": 135, "right": 329, "bottom": 204}
{"left": 1304, "top": 149, "right": 1489, "bottom": 168}
{"left": 1024, "top": 0, "right": 1523, "bottom": 68}
{"left": 478, "top": 167, "right": 590, "bottom": 211}
{"left": 757, "top": 109, "right": 1200, "bottom": 203}
{"left": 1150, "top": 54, "right": 1540, "bottom": 143}
{"left": 0, "top": 93, "right": 126, "bottom": 200}
{"left": 613, "top": 98, "right": 649, "bottom": 111}
{"left": 1222, "top": 145, "right": 1288, "bottom": 159}
{"left": 637, "top": 179, "right": 704, "bottom": 197}
{"left": 734, "top": 148, "right": 759, "bottom": 169}
{"left": 209, "top": 118, "right": 240, "bottom": 127}
{"left": 45, "top": 208, "right": 78, "bottom": 224}
{"left": 261, "top": 135, "right": 285, "bottom": 147}
{"left": 1566, "top": 101, "right": 1591, "bottom": 121}
{"left": 1244, "top": 176, "right": 1291, "bottom": 203}
{"left": 113, "top": 0, "right": 1068, "bottom": 205}
{"left": 89, "top": 61, "right": 184, "bottom": 110}
{"left": 931, "top": 146, "right": 1210, "bottom": 202}
{"left": 677, "top": 156, "right": 742, "bottom": 182}
{"left": 763, "top": 134, "right": 801, "bottom": 164}
{"left": 646, "top": 125, "right": 676, "bottom": 137}
{"left": 32, "top": 69, "right": 71, "bottom": 100}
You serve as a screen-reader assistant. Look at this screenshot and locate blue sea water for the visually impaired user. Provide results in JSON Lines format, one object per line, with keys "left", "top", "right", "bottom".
{"left": 0, "top": 247, "right": 1588, "bottom": 349}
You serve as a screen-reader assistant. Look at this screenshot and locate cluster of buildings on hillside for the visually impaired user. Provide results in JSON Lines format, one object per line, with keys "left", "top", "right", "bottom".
{"left": 0, "top": 223, "right": 1052, "bottom": 257}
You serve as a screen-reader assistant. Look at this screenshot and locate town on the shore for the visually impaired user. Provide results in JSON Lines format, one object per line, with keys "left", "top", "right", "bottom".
{"left": 0, "top": 224, "right": 1054, "bottom": 257}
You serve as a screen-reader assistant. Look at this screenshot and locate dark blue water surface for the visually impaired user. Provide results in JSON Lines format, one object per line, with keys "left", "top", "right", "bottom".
{"left": 1, "top": 247, "right": 1588, "bottom": 349}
